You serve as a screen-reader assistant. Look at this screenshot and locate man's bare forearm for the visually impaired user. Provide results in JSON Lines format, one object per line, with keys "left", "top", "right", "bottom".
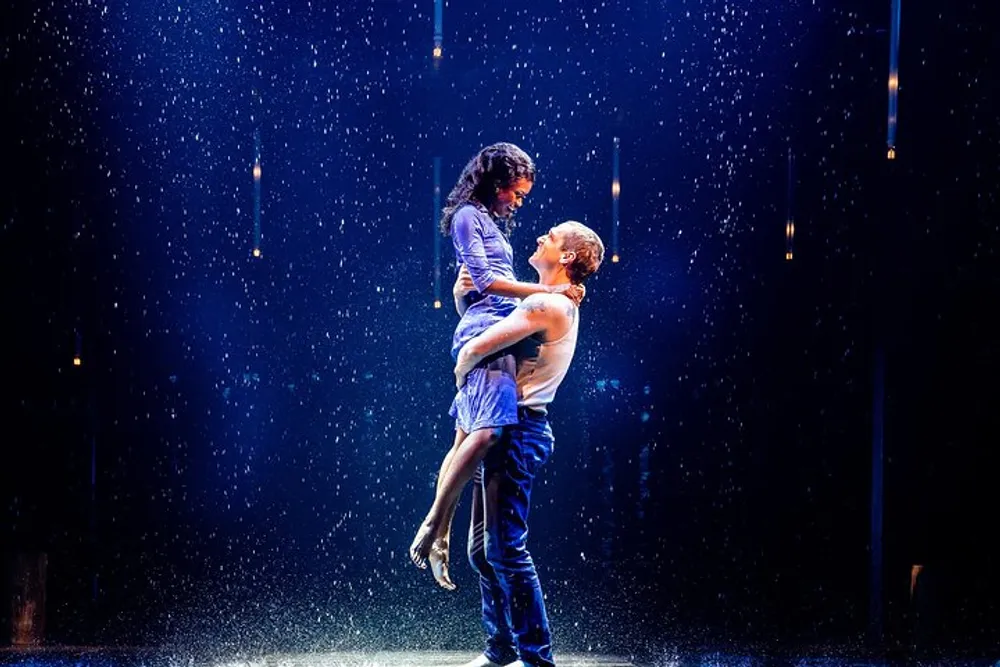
{"left": 455, "top": 344, "right": 483, "bottom": 379}
{"left": 454, "top": 293, "right": 468, "bottom": 317}
{"left": 463, "top": 331, "right": 512, "bottom": 361}
{"left": 455, "top": 296, "right": 551, "bottom": 378}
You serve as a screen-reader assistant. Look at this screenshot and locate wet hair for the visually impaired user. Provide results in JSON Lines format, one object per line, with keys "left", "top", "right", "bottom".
{"left": 440, "top": 143, "right": 536, "bottom": 236}
{"left": 558, "top": 221, "right": 605, "bottom": 284}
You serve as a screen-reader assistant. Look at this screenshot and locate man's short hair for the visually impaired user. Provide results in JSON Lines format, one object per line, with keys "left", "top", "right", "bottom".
{"left": 558, "top": 221, "right": 605, "bottom": 284}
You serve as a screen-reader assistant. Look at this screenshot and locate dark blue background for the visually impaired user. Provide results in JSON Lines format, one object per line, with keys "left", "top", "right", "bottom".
{"left": 2, "top": 0, "right": 997, "bottom": 658}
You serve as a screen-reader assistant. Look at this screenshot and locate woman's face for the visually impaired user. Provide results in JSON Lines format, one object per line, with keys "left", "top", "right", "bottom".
{"left": 490, "top": 177, "right": 533, "bottom": 219}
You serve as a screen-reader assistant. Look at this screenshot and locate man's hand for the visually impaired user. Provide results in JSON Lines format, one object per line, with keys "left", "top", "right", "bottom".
{"left": 453, "top": 264, "right": 475, "bottom": 299}
{"left": 552, "top": 282, "right": 586, "bottom": 306}
{"left": 454, "top": 347, "right": 475, "bottom": 389}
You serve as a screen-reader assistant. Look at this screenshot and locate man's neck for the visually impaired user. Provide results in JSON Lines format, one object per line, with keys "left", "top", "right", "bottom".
{"left": 536, "top": 267, "right": 571, "bottom": 287}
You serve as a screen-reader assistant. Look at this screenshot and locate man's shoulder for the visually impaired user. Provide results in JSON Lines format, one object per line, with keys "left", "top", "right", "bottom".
{"left": 518, "top": 293, "right": 576, "bottom": 320}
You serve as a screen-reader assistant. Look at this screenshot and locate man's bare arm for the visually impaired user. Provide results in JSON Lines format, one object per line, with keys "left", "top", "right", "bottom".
{"left": 454, "top": 293, "right": 570, "bottom": 385}
{"left": 452, "top": 265, "right": 475, "bottom": 317}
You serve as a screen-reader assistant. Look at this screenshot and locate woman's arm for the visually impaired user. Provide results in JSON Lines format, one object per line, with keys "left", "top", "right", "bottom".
{"left": 483, "top": 276, "right": 578, "bottom": 301}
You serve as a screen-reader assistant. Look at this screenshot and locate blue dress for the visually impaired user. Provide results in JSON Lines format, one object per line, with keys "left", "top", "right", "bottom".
{"left": 448, "top": 203, "right": 520, "bottom": 433}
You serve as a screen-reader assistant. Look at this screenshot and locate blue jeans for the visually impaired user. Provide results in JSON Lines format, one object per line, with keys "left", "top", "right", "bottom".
{"left": 467, "top": 407, "right": 555, "bottom": 667}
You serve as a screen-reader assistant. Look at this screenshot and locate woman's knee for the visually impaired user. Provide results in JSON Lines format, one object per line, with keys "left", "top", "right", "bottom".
{"left": 472, "top": 426, "right": 503, "bottom": 448}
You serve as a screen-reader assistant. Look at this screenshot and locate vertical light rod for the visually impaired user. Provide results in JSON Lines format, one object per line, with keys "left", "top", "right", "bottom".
{"left": 886, "top": 0, "right": 901, "bottom": 160}
{"left": 433, "top": 157, "right": 442, "bottom": 309}
{"left": 253, "top": 128, "right": 262, "bottom": 257}
{"left": 611, "top": 136, "right": 620, "bottom": 263}
{"left": 786, "top": 148, "right": 795, "bottom": 261}
{"left": 433, "top": 0, "right": 443, "bottom": 61}
{"left": 73, "top": 329, "right": 83, "bottom": 366}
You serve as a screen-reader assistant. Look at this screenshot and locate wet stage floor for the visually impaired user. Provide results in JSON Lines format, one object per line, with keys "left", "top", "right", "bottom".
{"left": 1, "top": 647, "right": 998, "bottom": 667}
{"left": 1, "top": 649, "right": 634, "bottom": 667}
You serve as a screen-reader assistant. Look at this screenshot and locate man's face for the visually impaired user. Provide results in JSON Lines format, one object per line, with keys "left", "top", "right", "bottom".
{"left": 490, "top": 177, "right": 533, "bottom": 219}
{"left": 529, "top": 223, "right": 571, "bottom": 271}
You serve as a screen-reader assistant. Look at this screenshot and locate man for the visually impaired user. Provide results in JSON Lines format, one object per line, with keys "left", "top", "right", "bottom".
{"left": 450, "top": 220, "right": 606, "bottom": 667}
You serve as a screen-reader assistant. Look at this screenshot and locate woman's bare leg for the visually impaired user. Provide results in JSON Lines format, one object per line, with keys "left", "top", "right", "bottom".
{"left": 409, "top": 426, "right": 503, "bottom": 580}
{"left": 410, "top": 428, "right": 467, "bottom": 569}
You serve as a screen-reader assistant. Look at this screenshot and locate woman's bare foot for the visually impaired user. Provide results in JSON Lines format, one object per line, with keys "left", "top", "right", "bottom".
{"left": 429, "top": 539, "right": 456, "bottom": 590}
{"left": 409, "top": 520, "right": 437, "bottom": 569}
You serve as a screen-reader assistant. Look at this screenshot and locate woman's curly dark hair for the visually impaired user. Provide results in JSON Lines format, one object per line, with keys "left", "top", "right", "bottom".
{"left": 440, "top": 142, "right": 536, "bottom": 236}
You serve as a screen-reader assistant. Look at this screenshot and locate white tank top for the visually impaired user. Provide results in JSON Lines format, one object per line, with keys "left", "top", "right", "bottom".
{"left": 514, "top": 303, "right": 580, "bottom": 413}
